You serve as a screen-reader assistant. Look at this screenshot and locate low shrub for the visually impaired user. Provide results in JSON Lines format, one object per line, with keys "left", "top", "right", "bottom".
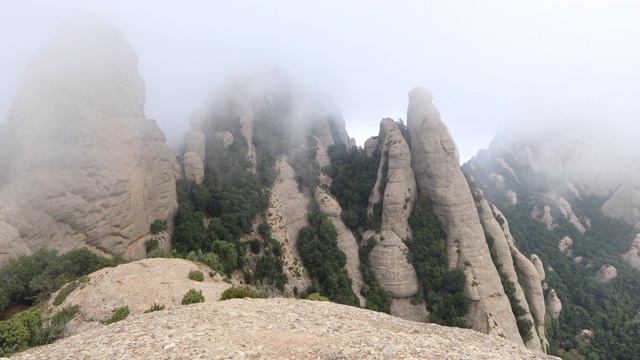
{"left": 307, "top": 293, "right": 329, "bottom": 301}
{"left": 150, "top": 219, "right": 168, "bottom": 234}
{"left": 188, "top": 270, "right": 204, "bottom": 282}
{"left": 104, "top": 306, "right": 130, "bottom": 324}
{"left": 181, "top": 289, "right": 205, "bottom": 305}
{"left": 143, "top": 303, "right": 165, "bottom": 314}
{"left": 220, "top": 286, "right": 258, "bottom": 300}
{"left": 53, "top": 281, "right": 79, "bottom": 306}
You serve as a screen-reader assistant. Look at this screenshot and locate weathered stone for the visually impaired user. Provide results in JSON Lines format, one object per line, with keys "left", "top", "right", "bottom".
{"left": 364, "top": 137, "right": 379, "bottom": 158}
{"left": 266, "top": 157, "right": 312, "bottom": 290}
{"left": 15, "top": 298, "right": 559, "bottom": 360}
{"left": 477, "top": 198, "right": 543, "bottom": 351}
{"left": 407, "top": 87, "right": 522, "bottom": 347}
{"left": 48, "top": 258, "right": 230, "bottom": 336}
{"left": 0, "top": 221, "right": 31, "bottom": 267}
{"left": 315, "top": 188, "right": 364, "bottom": 305}
{"left": 531, "top": 254, "right": 546, "bottom": 281}
{"left": 184, "top": 131, "right": 205, "bottom": 160}
{"left": 0, "top": 20, "right": 178, "bottom": 259}
{"left": 558, "top": 236, "right": 573, "bottom": 255}
{"left": 215, "top": 130, "right": 234, "bottom": 149}
{"left": 546, "top": 289, "right": 562, "bottom": 320}
{"left": 595, "top": 264, "right": 617, "bottom": 283}
{"left": 368, "top": 230, "right": 418, "bottom": 298}
{"left": 182, "top": 152, "right": 204, "bottom": 184}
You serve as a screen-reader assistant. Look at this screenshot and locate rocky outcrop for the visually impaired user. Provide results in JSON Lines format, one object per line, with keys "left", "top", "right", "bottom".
{"left": 623, "top": 234, "right": 640, "bottom": 270}
{"left": 476, "top": 197, "right": 545, "bottom": 351}
{"left": 0, "top": 221, "right": 31, "bottom": 267}
{"left": 558, "top": 236, "right": 573, "bottom": 255}
{"left": 182, "top": 152, "right": 204, "bottom": 184}
{"left": 266, "top": 157, "right": 312, "bottom": 290}
{"left": 365, "top": 118, "right": 423, "bottom": 321}
{"left": 315, "top": 188, "right": 364, "bottom": 305}
{"left": 546, "top": 289, "right": 562, "bottom": 320}
{"left": 15, "top": 298, "right": 559, "bottom": 360}
{"left": 595, "top": 264, "right": 617, "bottom": 283}
{"left": 407, "top": 87, "right": 524, "bottom": 346}
{"left": 182, "top": 130, "right": 206, "bottom": 184}
{"left": 531, "top": 254, "right": 546, "bottom": 281}
{"left": 0, "top": 19, "right": 178, "bottom": 259}
{"left": 48, "top": 258, "right": 230, "bottom": 336}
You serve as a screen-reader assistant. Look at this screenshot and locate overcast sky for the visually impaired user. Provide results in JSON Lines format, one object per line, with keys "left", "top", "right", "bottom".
{"left": 1, "top": 0, "right": 639, "bottom": 163}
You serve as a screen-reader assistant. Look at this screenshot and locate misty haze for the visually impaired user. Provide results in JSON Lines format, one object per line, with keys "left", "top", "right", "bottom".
{"left": 1, "top": 1, "right": 640, "bottom": 359}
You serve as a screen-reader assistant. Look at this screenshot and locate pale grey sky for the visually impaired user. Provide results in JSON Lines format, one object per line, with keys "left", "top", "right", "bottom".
{"left": 1, "top": 0, "right": 639, "bottom": 162}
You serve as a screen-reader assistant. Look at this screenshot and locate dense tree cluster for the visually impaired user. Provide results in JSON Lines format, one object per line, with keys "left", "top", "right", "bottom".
{"left": 297, "top": 209, "right": 359, "bottom": 306}
{"left": 407, "top": 195, "right": 470, "bottom": 327}
{"left": 324, "top": 144, "right": 380, "bottom": 232}
{"left": 0, "top": 248, "right": 124, "bottom": 313}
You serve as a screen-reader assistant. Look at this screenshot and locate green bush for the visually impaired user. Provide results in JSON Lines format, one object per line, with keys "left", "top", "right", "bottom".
{"left": 150, "top": 219, "right": 168, "bottom": 234}
{"left": 188, "top": 270, "right": 204, "bottom": 282}
{"left": 143, "top": 303, "right": 165, "bottom": 314}
{"left": 307, "top": 293, "right": 329, "bottom": 301}
{"left": 0, "top": 306, "right": 43, "bottom": 356}
{"left": 145, "top": 238, "right": 160, "bottom": 253}
{"left": 220, "top": 286, "right": 258, "bottom": 300}
{"left": 0, "top": 248, "right": 125, "bottom": 313}
{"left": 181, "top": 289, "right": 205, "bottom": 305}
{"left": 249, "top": 239, "right": 261, "bottom": 254}
{"left": 52, "top": 281, "right": 79, "bottom": 306}
{"left": 104, "top": 306, "right": 130, "bottom": 325}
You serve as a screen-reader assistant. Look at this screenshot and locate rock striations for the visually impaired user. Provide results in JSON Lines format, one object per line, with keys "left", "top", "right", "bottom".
{"left": 406, "top": 88, "right": 527, "bottom": 347}
{"left": 365, "top": 118, "right": 425, "bottom": 321}
{"left": 14, "top": 298, "right": 558, "bottom": 360}
{"left": 0, "top": 19, "right": 178, "bottom": 261}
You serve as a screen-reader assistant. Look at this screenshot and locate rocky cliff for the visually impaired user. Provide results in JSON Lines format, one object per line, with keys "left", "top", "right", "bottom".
{"left": 406, "top": 87, "right": 533, "bottom": 348}
{"left": 463, "top": 123, "right": 640, "bottom": 357}
{"left": 0, "top": 20, "right": 178, "bottom": 263}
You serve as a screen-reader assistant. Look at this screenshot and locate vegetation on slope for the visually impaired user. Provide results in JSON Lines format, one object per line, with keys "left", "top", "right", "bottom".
{"left": 407, "top": 195, "right": 470, "bottom": 327}
{"left": 466, "top": 157, "right": 640, "bottom": 359}
{"left": 297, "top": 209, "right": 360, "bottom": 306}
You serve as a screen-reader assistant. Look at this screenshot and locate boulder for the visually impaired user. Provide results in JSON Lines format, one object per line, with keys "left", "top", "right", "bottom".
{"left": 595, "top": 264, "right": 617, "bottom": 283}
{"left": 558, "top": 236, "right": 573, "bottom": 255}
{"left": 0, "top": 19, "right": 178, "bottom": 258}
{"left": 407, "top": 87, "right": 523, "bottom": 347}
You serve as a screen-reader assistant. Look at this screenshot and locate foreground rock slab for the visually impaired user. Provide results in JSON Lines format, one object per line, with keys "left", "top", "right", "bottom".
{"left": 17, "top": 298, "right": 558, "bottom": 359}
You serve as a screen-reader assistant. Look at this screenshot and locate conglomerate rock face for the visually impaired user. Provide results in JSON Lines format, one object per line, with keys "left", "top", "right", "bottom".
{"left": 366, "top": 118, "right": 424, "bottom": 321}
{"left": 0, "top": 19, "right": 178, "bottom": 259}
{"left": 406, "top": 87, "right": 524, "bottom": 346}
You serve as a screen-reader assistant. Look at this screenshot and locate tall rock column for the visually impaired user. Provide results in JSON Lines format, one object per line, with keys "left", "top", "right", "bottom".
{"left": 0, "top": 19, "right": 178, "bottom": 259}
{"left": 367, "top": 118, "right": 425, "bottom": 322}
{"left": 407, "top": 87, "right": 523, "bottom": 346}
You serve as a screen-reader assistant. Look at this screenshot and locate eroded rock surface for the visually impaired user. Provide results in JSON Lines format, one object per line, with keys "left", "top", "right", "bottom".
{"left": 0, "top": 19, "right": 178, "bottom": 259}
{"left": 0, "top": 221, "right": 31, "bottom": 267}
{"left": 595, "top": 264, "right": 617, "bottom": 283}
{"left": 546, "top": 289, "right": 562, "bottom": 320}
{"left": 48, "top": 258, "right": 230, "bottom": 336}
{"left": 407, "top": 87, "right": 523, "bottom": 346}
{"left": 16, "top": 298, "right": 558, "bottom": 360}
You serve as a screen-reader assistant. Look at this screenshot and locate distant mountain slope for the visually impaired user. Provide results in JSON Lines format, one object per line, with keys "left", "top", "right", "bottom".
{"left": 464, "top": 129, "right": 640, "bottom": 358}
